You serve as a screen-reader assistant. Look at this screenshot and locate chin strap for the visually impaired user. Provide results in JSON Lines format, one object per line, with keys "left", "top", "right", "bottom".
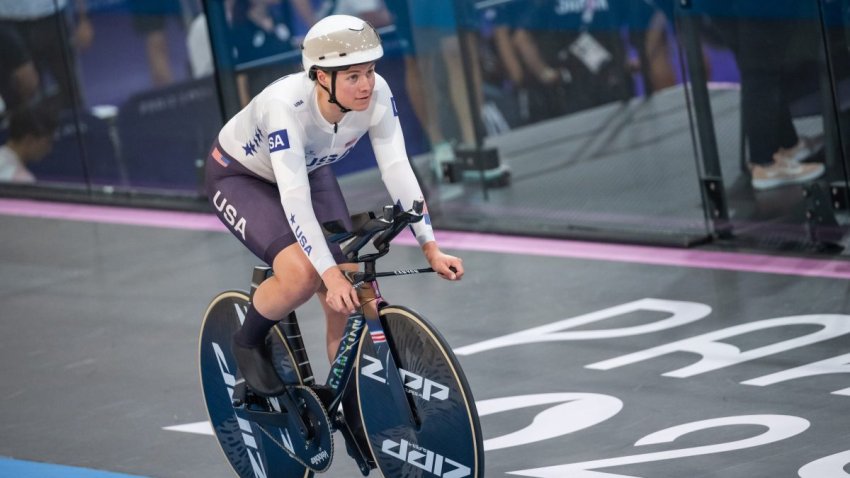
{"left": 317, "top": 70, "right": 351, "bottom": 113}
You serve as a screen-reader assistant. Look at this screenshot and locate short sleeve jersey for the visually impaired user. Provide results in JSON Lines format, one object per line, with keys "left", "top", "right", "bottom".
{"left": 217, "top": 71, "right": 435, "bottom": 275}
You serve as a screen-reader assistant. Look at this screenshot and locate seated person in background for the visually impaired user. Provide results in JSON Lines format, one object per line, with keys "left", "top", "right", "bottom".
{"left": 0, "top": 106, "right": 56, "bottom": 183}
{"left": 128, "top": 0, "right": 183, "bottom": 87}
{"left": 0, "top": 0, "right": 93, "bottom": 111}
{"left": 230, "top": 0, "right": 307, "bottom": 107}
{"left": 512, "top": 0, "right": 636, "bottom": 122}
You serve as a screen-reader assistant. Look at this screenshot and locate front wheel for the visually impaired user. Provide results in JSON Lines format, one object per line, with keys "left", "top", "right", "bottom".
{"left": 355, "top": 305, "right": 484, "bottom": 478}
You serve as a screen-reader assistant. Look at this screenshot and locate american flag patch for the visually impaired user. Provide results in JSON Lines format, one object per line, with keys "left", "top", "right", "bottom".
{"left": 212, "top": 147, "right": 230, "bottom": 167}
{"left": 370, "top": 331, "right": 386, "bottom": 344}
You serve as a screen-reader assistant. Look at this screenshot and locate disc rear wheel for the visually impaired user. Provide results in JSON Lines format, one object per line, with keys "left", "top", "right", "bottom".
{"left": 199, "top": 291, "right": 313, "bottom": 478}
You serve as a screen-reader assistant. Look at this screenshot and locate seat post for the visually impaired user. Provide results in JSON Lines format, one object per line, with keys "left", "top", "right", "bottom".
{"left": 250, "top": 265, "right": 272, "bottom": 301}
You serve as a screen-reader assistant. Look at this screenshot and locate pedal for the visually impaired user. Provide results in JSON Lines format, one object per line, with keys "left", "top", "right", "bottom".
{"left": 232, "top": 379, "right": 248, "bottom": 408}
{"left": 233, "top": 378, "right": 278, "bottom": 411}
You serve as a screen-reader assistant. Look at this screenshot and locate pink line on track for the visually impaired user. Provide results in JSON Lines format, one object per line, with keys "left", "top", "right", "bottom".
{"left": 3, "top": 198, "right": 850, "bottom": 280}
{"left": 0, "top": 198, "right": 226, "bottom": 232}
{"left": 394, "top": 231, "right": 850, "bottom": 280}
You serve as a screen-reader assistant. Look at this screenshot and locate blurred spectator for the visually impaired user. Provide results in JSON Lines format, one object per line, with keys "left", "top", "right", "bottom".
{"left": 408, "top": 0, "right": 482, "bottom": 178}
{"left": 0, "top": 106, "right": 56, "bottom": 183}
{"left": 384, "top": 0, "right": 443, "bottom": 164}
{"left": 628, "top": 0, "right": 677, "bottom": 94}
{"left": 230, "top": 0, "right": 302, "bottom": 106}
{"left": 187, "top": 12, "right": 214, "bottom": 78}
{"left": 477, "top": 1, "right": 526, "bottom": 130}
{"left": 707, "top": 1, "right": 825, "bottom": 190}
{"left": 127, "top": 0, "right": 183, "bottom": 87}
{"left": 512, "top": 0, "right": 635, "bottom": 122}
{"left": 0, "top": 0, "right": 93, "bottom": 111}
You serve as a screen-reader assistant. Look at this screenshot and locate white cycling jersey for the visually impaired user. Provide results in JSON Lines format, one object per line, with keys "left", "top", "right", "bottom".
{"left": 218, "top": 71, "right": 435, "bottom": 276}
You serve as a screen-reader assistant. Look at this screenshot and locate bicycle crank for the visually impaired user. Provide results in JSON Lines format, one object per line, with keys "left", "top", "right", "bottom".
{"left": 255, "top": 385, "right": 334, "bottom": 473}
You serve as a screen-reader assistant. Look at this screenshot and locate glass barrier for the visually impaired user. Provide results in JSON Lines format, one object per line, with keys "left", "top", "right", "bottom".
{"left": 395, "top": 0, "right": 711, "bottom": 244}
{"left": 0, "top": 0, "right": 220, "bottom": 200}
{"left": 678, "top": 0, "right": 850, "bottom": 251}
{"left": 820, "top": 0, "right": 850, "bottom": 246}
{"left": 4, "top": 0, "right": 848, "bottom": 255}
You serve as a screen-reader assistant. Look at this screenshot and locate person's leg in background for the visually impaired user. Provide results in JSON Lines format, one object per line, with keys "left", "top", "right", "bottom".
{"left": 440, "top": 30, "right": 481, "bottom": 147}
{"left": 141, "top": 19, "right": 175, "bottom": 87}
{"left": 0, "top": 23, "right": 40, "bottom": 116}
{"left": 129, "top": 0, "right": 178, "bottom": 88}
{"left": 732, "top": 20, "right": 824, "bottom": 190}
{"left": 742, "top": 65, "right": 824, "bottom": 190}
{"left": 23, "top": 14, "right": 85, "bottom": 111}
{"left": 409, "top": 30, "right": 456, "bottom": 180}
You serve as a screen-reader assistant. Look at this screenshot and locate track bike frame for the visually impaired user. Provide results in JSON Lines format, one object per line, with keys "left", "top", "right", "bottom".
{"left": 202, "top": 201, "right": 483, "bottom": 477}
{"left": 237, "top": 202, "right": 454, "bottom": 474}
{"left": 240, "top": 264, "right": 437, "bottom": 474}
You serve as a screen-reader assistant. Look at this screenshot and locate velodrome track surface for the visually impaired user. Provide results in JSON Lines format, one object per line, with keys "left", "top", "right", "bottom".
{"left": 1, "top": 199, "right": 849, "bottom": 477}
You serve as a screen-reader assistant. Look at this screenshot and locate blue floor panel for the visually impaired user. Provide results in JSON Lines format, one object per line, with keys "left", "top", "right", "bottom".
{"left": 0, "top": 458, "right": 146, "bottom": 478}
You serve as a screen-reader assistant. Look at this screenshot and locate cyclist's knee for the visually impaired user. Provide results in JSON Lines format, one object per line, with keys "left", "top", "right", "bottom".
{"left": 271, "top": 246, "right": 322, "bottom": 299}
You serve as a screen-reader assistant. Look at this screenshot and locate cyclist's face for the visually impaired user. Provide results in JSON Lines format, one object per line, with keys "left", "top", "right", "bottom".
{"left": 330, "top": 63, "right": 376, "bottom": 111}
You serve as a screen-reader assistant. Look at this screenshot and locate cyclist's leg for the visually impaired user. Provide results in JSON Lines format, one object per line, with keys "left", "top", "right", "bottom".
{"left": 252, "top": 244, "right": 321, "bottom": 321}
{"left": 206, "top": 145, "right": 320, "bottom": 394}
{"left": 316, "top": 266, "right": 354, "bottom": 364}
{"left": 303, "top": 163, "right": 357, "bottom": 363}
{"left": 233, "top": 245, "right": 325, "bottom": 395}
{"left": 316, "top": 280, "right": 348, "bottom": 363}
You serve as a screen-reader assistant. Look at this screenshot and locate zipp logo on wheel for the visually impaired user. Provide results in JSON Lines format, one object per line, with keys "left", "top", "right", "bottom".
{"left": 360, "top": 354, "right": 450, "bottom": 401}
{"left": 212, "top": 342, "right": 269, "bottom": 478}
{"left": 381, "top": 438, "right": 471, "bottom": 477}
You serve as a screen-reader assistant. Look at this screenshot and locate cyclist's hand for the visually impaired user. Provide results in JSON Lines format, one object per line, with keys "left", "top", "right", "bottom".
{"left": 423, "top": 242, "right": 464, "bottom": 281}
{"left": 322, "top": 267, "right": 360, "bottom": 314}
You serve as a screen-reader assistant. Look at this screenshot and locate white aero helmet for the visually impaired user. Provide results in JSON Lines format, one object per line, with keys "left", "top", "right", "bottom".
{"left": 301, "top": 15, "right": 383, "bottom": 78}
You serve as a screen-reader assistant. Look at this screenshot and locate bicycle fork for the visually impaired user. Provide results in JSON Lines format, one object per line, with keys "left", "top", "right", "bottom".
{"left": 357, "top": 277, "right": 423, "bottom": 431}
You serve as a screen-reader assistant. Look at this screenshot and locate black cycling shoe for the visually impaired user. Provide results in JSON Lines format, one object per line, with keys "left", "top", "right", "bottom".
{"left": 231, "top": 335, "right": 286, "bottom": 397}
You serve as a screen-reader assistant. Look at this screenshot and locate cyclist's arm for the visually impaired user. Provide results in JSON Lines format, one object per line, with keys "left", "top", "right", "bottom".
{"left": 368, "top": 77, "right": 463, "bottom": 280}
{"left": 264, "top": 100, "right": 338, "bottom": 277}
{"left": 368, "top": 76, "right": 435, "bottom": 247}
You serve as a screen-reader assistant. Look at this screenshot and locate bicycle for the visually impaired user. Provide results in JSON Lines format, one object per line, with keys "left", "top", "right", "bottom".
{"left": 199, "top": 201, "right": 484, "bottom": 477}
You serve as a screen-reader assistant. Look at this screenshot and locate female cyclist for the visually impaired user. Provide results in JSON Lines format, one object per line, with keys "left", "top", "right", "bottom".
{"left": 204, "top": 14, "right": 464, "bottom": 396}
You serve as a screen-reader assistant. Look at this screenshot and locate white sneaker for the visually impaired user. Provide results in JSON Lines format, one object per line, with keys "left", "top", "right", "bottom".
{"left": 777, "top": 135, "right": 824, "bottom": 163}
{"left": 751, "top": 157, "right": 825, "bottom": 190}
{"left": 431, "top": 142, "right": 454, "bottom": 180}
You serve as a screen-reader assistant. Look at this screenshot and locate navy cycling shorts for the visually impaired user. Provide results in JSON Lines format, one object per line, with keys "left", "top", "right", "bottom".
{"left": 204, "top": 141, "right": 353, "bottom": 266}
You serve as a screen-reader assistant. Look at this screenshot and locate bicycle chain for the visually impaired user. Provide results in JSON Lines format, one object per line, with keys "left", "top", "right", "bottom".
{"left": 253, "top": 385, "right": 335, "bottom": 473}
